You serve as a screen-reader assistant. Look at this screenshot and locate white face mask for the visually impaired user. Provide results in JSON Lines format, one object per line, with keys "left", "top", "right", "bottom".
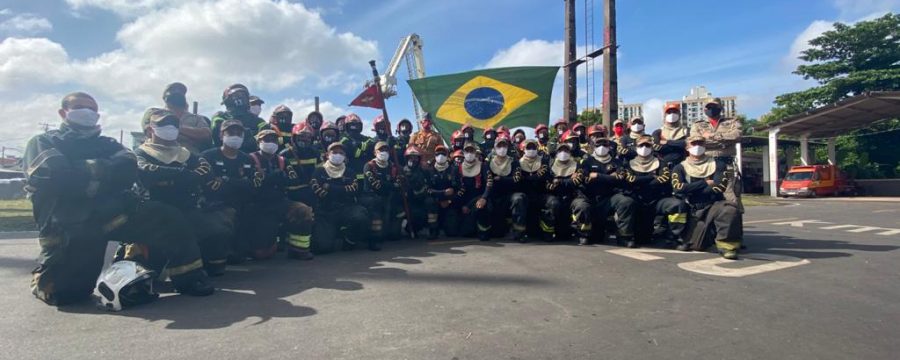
{"left": 524, "top": 149, "right": 538, "bottom": 158}
{"left": 636, "top": 146, "right": 653, "bottom": 157}
{"left": 556, "top": 152, "right": 571, "bottom": 162}
{"left": 631, "top": 124, "right": 644, "bottom": 133}
{"left": 249, "top": 105, "right": 262, "bottom": 116}
{"left": 65, "top": 108, "right": 101, "bottom": 127}
{"left": 464, "top": 152, "right": 476, "bottom": 162}
{"left": 407, "top": 160, "right": 416, "bottom": 167}
{"left": 329, "top": 153, "right": 345, "bottom": 165}
{"left": 594, "top": 145, "right": 610, "bottom": 156}
{"left": 494, "top": 147, "right": 508, "bottom": 157}
{"left": 665, "top": 113, "right": 680, "bottom": 123}
{"left": 688, "top": 145, "right": 706, "bottom": 156}
{"left": 260, "top": 142, "right": 278, "bottom": 154}
{"left": 435, "top": 154, "right": 448, "bottom": 164}
{"left": 376, "top": 151, "right": 390, "bottom": 162}
{"left": 223, "top": 135, "right": 243, "bottom": 149}
{"left": 153, "top": 125, "right": 179, "bottom": 141}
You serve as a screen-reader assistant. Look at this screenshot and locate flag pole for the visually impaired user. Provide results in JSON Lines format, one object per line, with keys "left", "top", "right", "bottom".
{"left": 369, "top": 60, "right": 416, "bottom": 239}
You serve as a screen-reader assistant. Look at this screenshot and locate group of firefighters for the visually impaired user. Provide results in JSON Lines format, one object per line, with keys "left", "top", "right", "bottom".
{"left": 24, "top": 82, "right": 743, "bottom": 307}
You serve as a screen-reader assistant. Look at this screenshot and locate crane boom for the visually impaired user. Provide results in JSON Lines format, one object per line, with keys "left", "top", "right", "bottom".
{"left": 376, "top": 33, "right": 425, "bottom": 120}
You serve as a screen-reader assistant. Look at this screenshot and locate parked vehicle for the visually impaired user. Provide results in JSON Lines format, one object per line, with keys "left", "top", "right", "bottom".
{"left": 779, "top": 165, "right": 860, "bottom": 197}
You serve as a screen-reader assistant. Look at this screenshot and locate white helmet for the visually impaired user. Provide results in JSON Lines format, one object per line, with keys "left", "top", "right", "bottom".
{"left": 93, "top": 261, "right": 158, "bottom": 311}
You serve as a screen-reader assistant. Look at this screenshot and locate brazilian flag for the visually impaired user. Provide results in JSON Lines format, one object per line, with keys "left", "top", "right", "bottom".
{"left": 408, "top": 66, "right": 559, "bottom": 142}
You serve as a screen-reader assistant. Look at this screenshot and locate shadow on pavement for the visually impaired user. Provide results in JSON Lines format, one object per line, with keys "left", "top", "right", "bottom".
{"left": 53, "top": 236, "right": 553, "bottom": 330}
{"left": 744, "top": 229, "right": 900, "bottom": 259}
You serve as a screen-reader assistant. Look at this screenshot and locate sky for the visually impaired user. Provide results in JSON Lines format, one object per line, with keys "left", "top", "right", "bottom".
{"left": 1, "top": 0, "right": 899, "bottom": 153}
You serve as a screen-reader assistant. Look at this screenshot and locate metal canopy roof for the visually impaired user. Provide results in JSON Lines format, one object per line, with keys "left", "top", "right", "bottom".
{"left": 755, "top": 91, "right": 900, "bottom": 138}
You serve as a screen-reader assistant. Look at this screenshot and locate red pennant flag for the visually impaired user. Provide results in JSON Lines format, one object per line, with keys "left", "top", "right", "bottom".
{"left": 348, "top": 84, "right": 384, "bottom": 109}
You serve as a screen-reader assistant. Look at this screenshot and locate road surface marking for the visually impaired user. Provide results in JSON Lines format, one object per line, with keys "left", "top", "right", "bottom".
{"left": 744, "top": 217, "right": 798, "bottom": 224}
{"left": 604, "top": 248, "right": 700, "bottom": 261}
{"left": 218, "top": 288, "right": 256, "bottom": 295}
{"left": 820, "top": 224, "right": 900, "bottom": 235}
{"left": 677, "top": 254, "right": 810, "bottom": 278}
{"left": 820, "top": 225, "right": 859, "bottom": 230}
{"left": 872, "top": 209, "right": 897, "bottom": 213}
{"left": 771, "top": 219, "right": 832, "bottom": 227}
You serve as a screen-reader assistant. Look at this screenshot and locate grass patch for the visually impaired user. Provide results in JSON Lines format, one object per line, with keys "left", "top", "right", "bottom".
{"left": 742, "top": 194, "right": 785, "bottom": 207}
{"left": 0, "top": 199, "right": 35, "bottom": 232}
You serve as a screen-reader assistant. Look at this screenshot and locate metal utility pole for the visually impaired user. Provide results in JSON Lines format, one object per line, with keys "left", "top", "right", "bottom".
{"left": 601, "top": 0, "right": 618, "bottom": 129}
{"left": 314, "top": 96, "right": 320, "bottom": 112}
{"left": 563, "top": 0, "right": 577, "bottom": 124}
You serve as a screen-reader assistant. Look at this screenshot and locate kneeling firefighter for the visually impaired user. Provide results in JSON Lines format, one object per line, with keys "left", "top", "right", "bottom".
{"left": 451, "top": 142, "right": 493, "bottom": 241}
{"left": 624, "top": 135, "right": 688, "bottom": 247}
{"left": 485, "top": 135, "right": 526, "bottom": 241}
{"left": 361, "top": 141, "right": 404, "bottom": 250}
{"left": 425, "top": 145, "right": 460, "bottom": 238}
{"left": 517, "top": 139, "right": 552, "bottom": 241}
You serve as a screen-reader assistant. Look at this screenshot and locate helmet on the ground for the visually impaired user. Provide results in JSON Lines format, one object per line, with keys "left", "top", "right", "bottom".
{"left": 93, "top": 260, "right": 158, "bottom": 312}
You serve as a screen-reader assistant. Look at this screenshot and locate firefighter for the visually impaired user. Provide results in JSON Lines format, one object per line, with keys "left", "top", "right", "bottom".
{"left": 611, "top": 119, "right": 627, "bottom": 159}
{"left": 496, "top": 125, "right": 511, "bottom": 139}
{"left": 690, "top": 97, "right": 744, "bottom": 214}
{"left": 624, "top": 135, "right": 688, "bottom": 247}
{"left": 281, "top": 123, "right": 320, "bottom": 207}
{"left": 517, "top": 139, "right": 552, "bottom": 242}
{"left": 25, "top": 92, "right": 213, "bottom": 305}
{"left": 158, "top": 82, "right": 212, "bottom": 155}
{"left": 319, "top": 121, "right": 340, "bottom": 150}
{"left": 210, "top": 84, "right": 264, "bottom": 153}
{"left": 402, "top": 146, "right": 430, "bottom": 237}
{"left": 245, "top": 130, "right": 315, "bottom": 260}
{"left": 249, "top": 95, "right": 264, "bottom": 117}
{"left": 534, "top": 124, "right": 552, "bottom": 156}
{"left": 200, "top": 119, "right": 257, "bottom": 265}
{"left": 460, "top": 124, "right": 476, "bottom": 143}
{"left": 372, "top": 115, "right": 398, "bottom": 163}
{"left": 304, "top": 111, "right": 324, "bottom": 145}
{"left": 671, "top": 135, "right": 741, "bottom": 259}
{"left": 553, "top": 118, "right": 569, "bottom": 138}
{"left": 134, "top": 108, "right": 231, "bottom": 275}
{"left": 452, "top": 142, "right": 493, "bottom": 241}
{"left": 451, "top": 149, "right": 465, "bottom": 167}
{"left": 450, "top": 129, "right": 466, "bottom": 153}
{"left": 480, "top": 127, "right": 497, "bottom": 156}
{"left": 260, "top": 105, "right": 294, "bottom": 152}
{"left": 425, "top": 145, "right": 460, "bottom": 239}
{"left": 410, "top": 113, "right": 442, "bottom": 165}
{"left": 396, "top": 119, "right": 414, "bottom": 164}
{"left": 361, "top": 141, "right": 404, "bottom": 250}
{"left": 310, "top": 143, "right": 369, "bottom": 254}
{"left": 485, "top": 135, "right": 526, "bottom": 241}
{"left": 616, "top": 117, "right": 645, "bottom": 161}
{"left": 572, "top": 125, "right": 636, "bottom": 247}
{"left": 653, "top": 103, "right": 689, "bottom": 168}
{"left": 542, "top": 132, "right": 581, "bottom": 242}
{"left": 339, "top": 114, "right": 372, "bottom": 176}
{"left": 335, "top": 115, "right": 347, "bottom": 134}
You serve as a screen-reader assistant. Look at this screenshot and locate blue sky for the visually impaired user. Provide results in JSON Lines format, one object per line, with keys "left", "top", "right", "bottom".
{"left": 1, "top": 0, "right": 898, "bottom": 151}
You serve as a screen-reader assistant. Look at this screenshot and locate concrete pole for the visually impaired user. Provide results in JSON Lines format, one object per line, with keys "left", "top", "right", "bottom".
{"left": 762, "top": 146, "right": 770, "bottom": 196}
{"left": 735, "top": 142, "right": 743, "bottom": 179}
{"left": 563, "top": 0, "right": 577, "bottom": 124}
{"left": 768, "top": 128, "right": 780, "bottom": 197}
{"left": 800, "top": 135, "right": 810, "bottom": 165}
{"left": 827, "top": 138, "right": 836, "bottom": 165}
{"left": 601, "top": 0, "right": 617, "bottom": 129}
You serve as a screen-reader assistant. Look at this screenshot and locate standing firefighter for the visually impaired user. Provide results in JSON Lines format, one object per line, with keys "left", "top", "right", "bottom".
{"left": 395, "top": 119, "right": 414, "bottom": 164}
{"left": 339, "top": 113, "right": 372, "bottom": 175}
{"left": 410, "top": 113, "right": 442, "bottom": 165}
{"left": 572, "top": 126, "right": 636, "bottom": 247}
{"left": 672, "top": 135, "right": 742, "bottom": 259}
{"left": 201, "top": 120, "right": 257, "bottom": 264}
{"left": 425, "top": 145, "right": 460, "bottom": 239}
{"left": 304, "top": 111, "right": 324, "bottom": 145}
{"left": 310, "top": 143, "right": 369, "bottom": 254}
{"left": 245, "top": 130, "right": 315, "bottom": 260}
{"left": 261, "top": 105, "right": 294, "bottom": 152}
{"left": 486, "top": 135, "right": 526, "bottom": 241}
{"left": 25, "top": 92, "right": 214, "bottom": 306}
{"left": 361, "top": 141, "right": 404, "bottom": 251}
{"left": 534, "top": 124, "right": 552, "bottom": 156}
{"left": 517, "top": 139, "right": 552, "bottom": 242}
{"left": 690, "top": 97, "right": 743, "bottom": 214}
{"left": 653, "top": 103, "right": 689, "bottom": 168}
{"left": 542, "top": 132, "right": 581, "bottom": 242}
{"left": 134, "top": 108, "right": 231, "bottom": 276}
{"left": 453, "top": 142, "right": 493, "bottom": 241}
{"left": 281, "top": 123, "right": 321, "bottom": 207}
{"left": 625, "top": 135, "right": 688, "bottom": 247}
{"left": 211, "top": 84, "right": 264, "bottom": 153}
{"left": 159, "top": 82, "right": 212, "bottom": 155}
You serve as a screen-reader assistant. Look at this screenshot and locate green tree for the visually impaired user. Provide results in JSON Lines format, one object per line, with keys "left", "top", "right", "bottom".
{"left": 576, "top": 109, "right": 602, "bottom": 127}
{"left": 763, "top": 13, "right": 900, "bottom": 178}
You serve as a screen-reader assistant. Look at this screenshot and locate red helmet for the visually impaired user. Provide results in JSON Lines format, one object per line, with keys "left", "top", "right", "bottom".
{"left": 495, "top": 134, "right": 511, "bottom": 145}
{"left": 553, "top": 118, "right": 568, "bottom": 127}
{"left": 320, "top": 120, "right": 338, "bottom": 132}
{"left": 450, "top": 129, "right": 462, "bottom": 143}
{"left": 345, "top": 113, "right": 362, "bottom": 124}
{"left": 404, "top": 145, "right": 422, "bottom": 157}
{"left": 572, "top": 122, "right": 586, "bottom": 131}
{"left": 372, "top": 114, "right": 390, "bottom": 131}
{"left": 588, "top": 124, "right": 607, "bottom": 137}
{"left": 451, "top": 149, "right": 464, "bottom": 159}
{"left": 292, "top": 122, "right": 312, "bottom": 135}
{"left": 496, "top": 125, "right": 511, "bottom": 137}
{"left": 535, "top": 124, "right": 549, "bottom": 133}
{"left": 664, "top": 103, "right": 681, "bottom": 114}
{"left": 559, "top": 130, "right": 575, "bottom": 144}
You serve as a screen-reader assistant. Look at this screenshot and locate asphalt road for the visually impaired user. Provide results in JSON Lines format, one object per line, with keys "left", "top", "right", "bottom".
{"left": 0, "top": 199, "right": 898, "bottom": 360}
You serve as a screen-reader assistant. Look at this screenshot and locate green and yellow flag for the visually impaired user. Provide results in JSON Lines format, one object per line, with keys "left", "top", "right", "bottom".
{"left": 407, "top": 66, "right": 559, "bottom": 142}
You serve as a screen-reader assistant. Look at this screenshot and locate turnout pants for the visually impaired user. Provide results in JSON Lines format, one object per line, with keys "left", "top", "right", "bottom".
{"left": 571, "top": 194, "right": 636, "bottom": 243}
{"left": 32, "top": 201, "right": 207, "bottom": 306}
{"left": 684, "top": 200, "right": 742, "bottom": 252}
{"left": 185, "top": 207, "right": 234, "bottom": 273}
{"left": 633, "top": 197, "right": 688, "bottom": 245}
{"left": 244, "top": 199, "right": 314, "bottom": 259}
{"left": 541, "top": 195, "right": 574, "bottom": 240}
{"left": 360, "top": 193, "right": 403, "bottom": 247}
{"left": 449, "top": 196, "right": 492, "bottom": 239}
{"left": 311, "top": 205, "right": 369, "bottom": 254}
{"left": 489, "top": 192, "right": 528, "bottom": 238}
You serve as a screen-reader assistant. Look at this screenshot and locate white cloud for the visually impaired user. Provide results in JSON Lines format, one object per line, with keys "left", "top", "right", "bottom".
{"left": 65, "top": 0, "right": 198, "bottom": 17}
{"left": 641, "top": 98, "right": 664, "bottom": 132}
{"left": 0, "top": 14, "right": 53, "bottom": 35}
{"left": 483, "top": 39, "right": 563, "bottom": 68}
{"left": 832, "top": 0, "right": 900, "bottom": 19}
{"left": 783, "top": 20, "right": 834, "bottom": 70}
{"left": 0, "top": 0, "right": 379, "bottom": 148}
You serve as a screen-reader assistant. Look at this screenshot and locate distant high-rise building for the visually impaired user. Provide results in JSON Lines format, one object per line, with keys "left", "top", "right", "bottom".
{"left": 594, "top": 98, "right": 643, "bottom": 122}
{"left": 665, "top": 86, "right": 737, "bottom": 126}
